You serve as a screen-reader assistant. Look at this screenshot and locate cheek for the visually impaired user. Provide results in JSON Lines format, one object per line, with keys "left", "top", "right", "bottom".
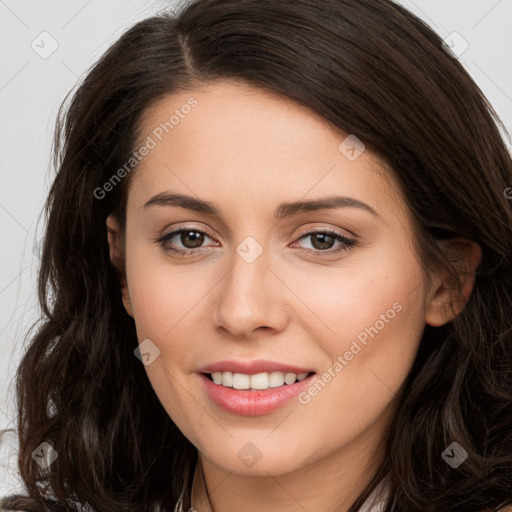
{"left": 287, "top": 242, "right": 427, "bottom": 353}
{"left": 290, "top": 247, "right": 427, "bottom": 412}
{"left": 124, "top": 248, "right": 206, "bottom": 425}
{"left": 287, "top": 283, "right": 426, "bottom": 463}
{"left": 124, "top": 240, "right": 214, "bottom": 344}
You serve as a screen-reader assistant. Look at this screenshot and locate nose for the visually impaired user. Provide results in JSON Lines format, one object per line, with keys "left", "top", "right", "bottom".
{"left": 212, "top": 242, "right": 290, "bottom": 339}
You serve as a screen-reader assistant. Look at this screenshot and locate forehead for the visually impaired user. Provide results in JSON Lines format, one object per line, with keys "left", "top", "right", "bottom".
{"left": 128, "top": 80, "right": 408, "bottom": 226}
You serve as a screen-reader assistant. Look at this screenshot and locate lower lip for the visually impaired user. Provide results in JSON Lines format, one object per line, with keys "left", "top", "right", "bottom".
{"left": 198, "top": 373, "right": 316, "bottom": 416}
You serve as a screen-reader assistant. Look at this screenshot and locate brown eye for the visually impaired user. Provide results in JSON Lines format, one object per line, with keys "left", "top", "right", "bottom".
{"left": 179, "top": 230, "right": 205, "bottom": 249}
{"left": 295, "top": 230, "right": 356, "bottom": 254}
{"left": 156, "top": 228, "right": 217, "bottom": 255}
{"left": 309, "top": 232, "right": 336, "bottom": 250}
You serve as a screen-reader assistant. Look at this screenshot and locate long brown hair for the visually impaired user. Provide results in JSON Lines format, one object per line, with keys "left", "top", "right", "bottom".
{"left": 2, "top": 0, "right": 512, "bottom": 510}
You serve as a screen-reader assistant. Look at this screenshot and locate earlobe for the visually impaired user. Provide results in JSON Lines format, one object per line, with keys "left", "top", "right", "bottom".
{"left": 425, "top": 238, "right": 481, "bottom": 327}
{"left": 106, "top": 214, "right": 134, "bottom": 317}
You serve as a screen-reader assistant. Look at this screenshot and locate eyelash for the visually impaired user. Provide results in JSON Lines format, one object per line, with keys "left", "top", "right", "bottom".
{"left": 155, "top": 226, "right": 357, "bottom": 257}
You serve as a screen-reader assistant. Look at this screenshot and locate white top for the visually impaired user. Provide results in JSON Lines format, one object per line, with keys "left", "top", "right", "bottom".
{"left": 356, "top": 475, "right": 389, "bottom": 512}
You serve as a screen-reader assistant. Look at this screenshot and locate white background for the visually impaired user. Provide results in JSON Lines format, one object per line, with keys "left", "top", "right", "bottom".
{"left": 1, "top": 0, "right": 512, "bottom": 492}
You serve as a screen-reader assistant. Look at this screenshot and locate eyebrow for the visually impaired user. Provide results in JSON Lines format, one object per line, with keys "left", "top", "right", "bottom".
{"left": 142, "top": 193, "right": 380, "bottom": 219}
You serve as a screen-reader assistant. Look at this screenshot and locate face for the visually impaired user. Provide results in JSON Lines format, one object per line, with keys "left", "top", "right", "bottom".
{"left": 107, "top": 80, "right": 452, "bottom": 478}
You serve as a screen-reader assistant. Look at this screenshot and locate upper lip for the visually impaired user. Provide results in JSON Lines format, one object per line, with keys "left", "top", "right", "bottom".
{"left": 197, "top": 360, "right": 315, "bottom": 375}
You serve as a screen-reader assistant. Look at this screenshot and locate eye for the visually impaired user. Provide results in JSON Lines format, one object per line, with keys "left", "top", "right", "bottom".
{"left": 156, "top": 228, "right": 217, "bottom": 256}
{"left": 292, "top": 229, "right": 357, "bottom": 254}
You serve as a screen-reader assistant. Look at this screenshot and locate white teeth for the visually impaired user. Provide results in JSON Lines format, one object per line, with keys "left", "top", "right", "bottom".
{"left": 209, "top": 371, "right": 311, "bottom": 390}
{"left": 268, "top": 371, "right": 285, "bottom": 388}
{"left": 232, "top": 373, "right": 250, "bottom": 389}
{"left": 250, "top": 372, "right": 269, "bottom": 390}
{"left": 221, "top": 371, "right": 233, "bottom": 387}
{"left": 284, "top": 372, "right": 296, "bottom": 385}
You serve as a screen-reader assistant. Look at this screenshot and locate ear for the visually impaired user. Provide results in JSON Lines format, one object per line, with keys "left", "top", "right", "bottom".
{"left": 106, "top": 214, "right": 134, "bottom": 317}
{"left": 425, "top": 238, "right": 482, "bottom": 327}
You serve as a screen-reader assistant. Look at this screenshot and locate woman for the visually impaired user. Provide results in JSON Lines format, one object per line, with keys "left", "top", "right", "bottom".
{"left": 2, "top": 0, "right": 511, "bottom": 510}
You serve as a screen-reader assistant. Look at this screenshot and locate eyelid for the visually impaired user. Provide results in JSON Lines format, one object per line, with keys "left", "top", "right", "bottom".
{"left": 294, "top": 224, "right": 357, "bottom": 240}
{"left": 162, "top": 222, "right": 217, "bottom": 240}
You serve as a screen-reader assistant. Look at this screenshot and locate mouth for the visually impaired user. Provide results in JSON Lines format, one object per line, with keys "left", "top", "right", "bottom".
{"left": 198, "top": 370, "right": 317, "bottom": 416}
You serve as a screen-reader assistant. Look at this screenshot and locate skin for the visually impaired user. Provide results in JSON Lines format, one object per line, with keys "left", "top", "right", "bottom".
{"left": 107, "top": 80, "right": 481, "bottom": 512}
